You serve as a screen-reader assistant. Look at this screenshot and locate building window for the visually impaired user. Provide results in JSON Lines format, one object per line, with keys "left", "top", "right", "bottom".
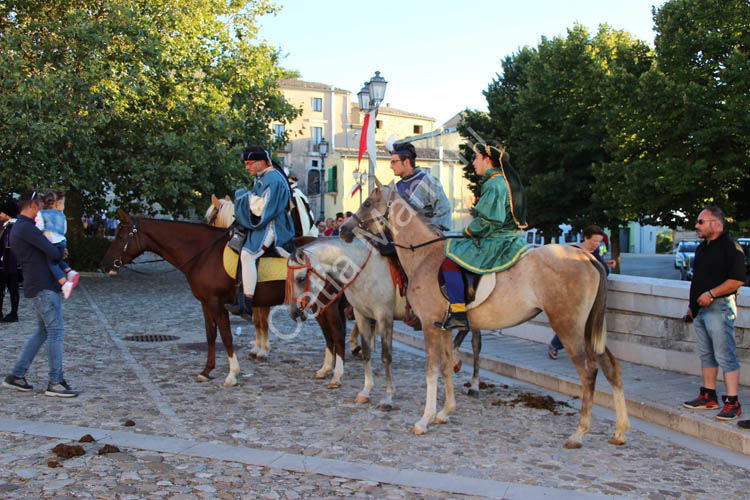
{"left": 327, "top": 165, "right": 338, "bottom": 193}
{"left": 273, "top": 123, "right": 285, "bottom": 139}
{"left": 307, "top": 169, "right": 321, "bottom": 196}
{"left": 312, "top": 97, "right": 322, "bottom": 112}
{"left": 312, "top": 126, "right": 322, "bottom": 145}
{"left": 376, "top": 120, "right": 382, "bottom": 129}
{"left": 413, "top": 125, "right": 423, "bottom": 134}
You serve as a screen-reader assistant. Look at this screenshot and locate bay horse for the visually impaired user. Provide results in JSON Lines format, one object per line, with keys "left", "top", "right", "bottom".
{"left": 340, "top": 181, "right": 630, "bottom": 449}
{"left": 101, "top": 209, "right": 348, "bottom": 388}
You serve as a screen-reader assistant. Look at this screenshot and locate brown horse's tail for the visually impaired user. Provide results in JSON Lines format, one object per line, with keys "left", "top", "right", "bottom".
{"left": 584, "top": 255, "right": 608, "bottom": 355}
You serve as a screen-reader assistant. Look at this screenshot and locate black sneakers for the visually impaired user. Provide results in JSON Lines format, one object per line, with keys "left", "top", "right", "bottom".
{"left": 45, "top": 380, "right": 79, "bottom": 398}
{"left": 716, "top": 396, "right": 742, "bottom": 421}
{"left": 683, "top": 387, "right": 719, "bottom": 410}
{"left": 3, "top": 374, "right": 33, "bottom": 392}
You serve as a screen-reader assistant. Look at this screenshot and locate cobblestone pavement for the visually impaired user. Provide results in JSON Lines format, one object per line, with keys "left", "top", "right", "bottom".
{"left": 1, "top": 259, "right": 749, "bottom": 499}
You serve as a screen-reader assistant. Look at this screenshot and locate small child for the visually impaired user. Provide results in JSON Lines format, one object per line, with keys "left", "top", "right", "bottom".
{"left": 35, "top": 190, "right": 79, "bottom": 299}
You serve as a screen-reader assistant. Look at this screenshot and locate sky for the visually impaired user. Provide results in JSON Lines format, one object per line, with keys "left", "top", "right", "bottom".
{"left": 258, "top": 0, "right": 665, "bottom": 124}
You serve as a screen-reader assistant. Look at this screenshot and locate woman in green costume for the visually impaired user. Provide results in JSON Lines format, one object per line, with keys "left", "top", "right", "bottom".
{"left": 438, "top": 141, "right": 531, "bottom": 330}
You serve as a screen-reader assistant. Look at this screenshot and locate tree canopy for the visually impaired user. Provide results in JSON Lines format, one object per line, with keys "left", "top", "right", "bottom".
{"left": 0, "top": 0, "right": 299, "bottom": 220}
{"left": 461, "top": 0, "right": 749, "bottom": 240}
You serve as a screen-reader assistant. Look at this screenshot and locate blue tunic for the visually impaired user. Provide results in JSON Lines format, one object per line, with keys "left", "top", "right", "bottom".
{"left": 234, "top": 167, "right": 295, "bottom": 253}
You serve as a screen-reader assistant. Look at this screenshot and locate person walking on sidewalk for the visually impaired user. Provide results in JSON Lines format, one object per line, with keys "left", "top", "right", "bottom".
{"left": 2, "top": 193, "right": 78, "bottom": 397}
{"left": 682, "top": 205, "right": 745, "bottom": 421}
{"left": 548, "top": 225, "right": 615, "bottom": 359}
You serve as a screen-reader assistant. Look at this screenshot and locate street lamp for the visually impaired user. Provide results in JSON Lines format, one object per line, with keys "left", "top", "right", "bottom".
{"left": 318, "top": 137, "right": 328, "bottom": 220}
{"left": 357, "top": 70, "right": 387, "bottom": 194}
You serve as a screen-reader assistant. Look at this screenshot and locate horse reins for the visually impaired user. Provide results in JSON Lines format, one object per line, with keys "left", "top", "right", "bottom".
{"left": 113, "top": 216, "right": 229, "bottom": 274}
{"left": 286, "top": 246, "right": 374, "bottom": 317}
{"left": 349, "top": 198, "right": 467, "bottom": 252}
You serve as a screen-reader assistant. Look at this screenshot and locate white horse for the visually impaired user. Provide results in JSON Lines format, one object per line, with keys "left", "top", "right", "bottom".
{"left": 287, "top": 238, "right": 483, "bottom": 408}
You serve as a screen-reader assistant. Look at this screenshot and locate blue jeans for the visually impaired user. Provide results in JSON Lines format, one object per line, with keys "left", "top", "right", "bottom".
{"left": 550, "top": 335, "right": 564, "bottom": 351}
{"left": 46, "top": 242, "right": 69, "bottom": 282}
{"left": 694, "top": 296, "right": 740, "bottom": 373}
{"left": 11, "top": 289, "right": 65, "bottom": 383}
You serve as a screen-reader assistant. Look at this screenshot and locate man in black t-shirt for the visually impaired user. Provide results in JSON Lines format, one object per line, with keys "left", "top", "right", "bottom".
{"left": 682, "top": 205, "right": 745, "bottom": 423}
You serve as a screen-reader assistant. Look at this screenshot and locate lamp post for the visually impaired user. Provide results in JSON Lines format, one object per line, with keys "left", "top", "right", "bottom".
{"left": 357, "top": 71, "right": 387, "bottom": 194}
{"left": 318, "top": 137, "right": 328, "bottom": 221}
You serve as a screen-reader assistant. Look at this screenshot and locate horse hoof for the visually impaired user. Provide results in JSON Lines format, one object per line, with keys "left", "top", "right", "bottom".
{"left": 354, "top": 395, "right": 370, "bottom": 404}
{"left": 410, "top": 424, "right": 426, "bottom": 435}
{"left": 196, "top": 374, "right": 212, "bottom": 382}
{"left": 435, "top": 415, "right": 449, "bottom": 425}
{"left": 564, "top": 439, "right": 583, "bottom": 449}
{"left": 313, "top": 372, "right": 327, "bottom": 380}
{"left": 609, "top": 436, "right": 627, "bottom": 446}
{"left": 327, "top": 381, "right": 341, "bottom": 389}
{"left": 467, "top": 389, "right": 479, "bottom": 397}
{"left": 223, "top": 378, "right": 237, "bottom": 387}
{"left": 377, "top": 403, "right": 393, "bottom": 412}
{"left": 453, "top": 360, "right": 462, "bottom": 373}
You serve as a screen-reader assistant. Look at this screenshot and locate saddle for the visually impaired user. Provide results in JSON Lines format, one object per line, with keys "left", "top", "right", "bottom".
{"left": 437, "top": 267, "right": 496, "bottom": 310}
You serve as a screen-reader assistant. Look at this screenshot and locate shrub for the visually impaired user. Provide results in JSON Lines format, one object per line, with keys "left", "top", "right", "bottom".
{"left": 656, "top": 231, "right": 673, "bottom": 254}
{"left": 66, "top": 234, "right": 111, "bottom": 272}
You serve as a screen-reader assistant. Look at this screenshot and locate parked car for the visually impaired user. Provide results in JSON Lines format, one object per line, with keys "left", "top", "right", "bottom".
{"left": 674, "top": 239, "right": 699, "bottom": 269}
{"left": 681, "top": 237, "right": 750, "bottom": 285}
{"left": 739, "top": 238, "right": 750, "bottom": 285}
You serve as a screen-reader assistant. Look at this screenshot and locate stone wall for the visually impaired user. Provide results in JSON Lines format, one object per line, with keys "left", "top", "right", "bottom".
{"left": 502, "top": 275, "right": 750, "bottom": 386}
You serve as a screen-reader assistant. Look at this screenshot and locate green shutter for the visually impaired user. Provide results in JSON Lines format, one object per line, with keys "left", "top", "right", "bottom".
{"left": 327, "top": 165, "right": 337, "bottom": 193}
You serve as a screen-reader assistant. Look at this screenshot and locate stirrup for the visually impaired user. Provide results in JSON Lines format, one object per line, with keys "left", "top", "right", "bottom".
{"left": 434, "top": 309, "right": 468, "bottom": 331}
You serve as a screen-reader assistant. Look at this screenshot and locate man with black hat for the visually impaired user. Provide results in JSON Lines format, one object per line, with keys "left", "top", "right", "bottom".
{"left": 0, "top": 199, "right": 20, "bottom": 322}
{"left": 225, "top": 147, "right": 295, "bottom": 318}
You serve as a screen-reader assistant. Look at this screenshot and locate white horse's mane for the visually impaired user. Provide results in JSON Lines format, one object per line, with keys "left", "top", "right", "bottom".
{"left": 204, "top": 198, "right": 235, "bottom": 228}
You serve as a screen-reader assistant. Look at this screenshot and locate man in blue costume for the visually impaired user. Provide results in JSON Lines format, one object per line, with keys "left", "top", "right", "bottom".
{"left": 225, "top": 147, "right": 295, "bottom": 318}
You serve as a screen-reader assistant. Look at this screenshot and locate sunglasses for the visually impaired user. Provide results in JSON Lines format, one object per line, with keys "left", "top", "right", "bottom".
{"left": 697, "top": 218, "right": 717, "bottom": 225}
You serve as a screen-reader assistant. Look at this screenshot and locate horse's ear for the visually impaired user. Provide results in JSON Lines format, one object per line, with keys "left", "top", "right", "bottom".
{"left": 387, "top": 180, "right": 395, "bottom": 189}
{"left": 117, "top": 208, "right": 131, "bottom": 223}
{"left": 294, "top": 248, "right": 305, "bottom": 264}
{"left": 211, "top": 194, "right": 220, "bottom": 208}
{"left": 374, "top": 176, "right": 383, "bottom": 189}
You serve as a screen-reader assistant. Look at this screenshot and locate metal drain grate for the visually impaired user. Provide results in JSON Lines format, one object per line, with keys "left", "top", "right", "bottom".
{"left": 122, "top": 334, "right": 180, "bottom": 342}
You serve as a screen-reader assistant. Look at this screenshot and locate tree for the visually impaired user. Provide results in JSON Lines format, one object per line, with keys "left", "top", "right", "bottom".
{"left": 0, "top": 0, "right": 299, "bottom": 233}
{"left": 460, "top": 24, "right": 652, "bottom": 267}
{"left": 595, "top": 0, "right": 750, "bottom": 231}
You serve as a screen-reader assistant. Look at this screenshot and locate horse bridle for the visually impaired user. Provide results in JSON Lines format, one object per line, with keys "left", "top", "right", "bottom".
{"left": 286, "top": 246, "right": 374, "bottom": 317}
{"left": 350, "top": 190, "right": 466, "bottom": 251}
{"left": 112, "top": 217, "right": 144, "bottom": 270}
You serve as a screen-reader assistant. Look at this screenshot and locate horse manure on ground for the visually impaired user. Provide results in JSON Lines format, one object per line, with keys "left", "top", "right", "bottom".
{"left": 122, "top": 419, "right": 135, "bottom": 427}
{"left": 492, "top": 392, "right": 572, "bottom": 416}
{"left": 51, "top": 444, "right": 85, "bottom": 459}
{"left": 97, "top": 444, "right": 121, "bottom": 455}
{"left": 47, "top": 460, "right": 60, "bottom": 468}
{"left": 78, "top": 434, "right": 95, "bottom": 443}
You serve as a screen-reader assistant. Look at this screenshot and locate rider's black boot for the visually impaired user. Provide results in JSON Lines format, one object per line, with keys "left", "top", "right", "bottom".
{"left": 435, "top": 309, "right": 468, "bottom": 331}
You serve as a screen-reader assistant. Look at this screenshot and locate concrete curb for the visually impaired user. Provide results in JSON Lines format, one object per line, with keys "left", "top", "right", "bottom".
{"left": 0, "top": 418, "right": 634, "bottom": 500}
{"left": 392, "top": 328, "right": 750, "bottom": 456}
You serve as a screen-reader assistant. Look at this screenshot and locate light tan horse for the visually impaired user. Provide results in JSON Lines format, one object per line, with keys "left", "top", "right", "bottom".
{"left": 205, "top": 194, "right": 271, "bottom": 361}
{"left": 340, "top": 181, "right": 629, "bottom": 449}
